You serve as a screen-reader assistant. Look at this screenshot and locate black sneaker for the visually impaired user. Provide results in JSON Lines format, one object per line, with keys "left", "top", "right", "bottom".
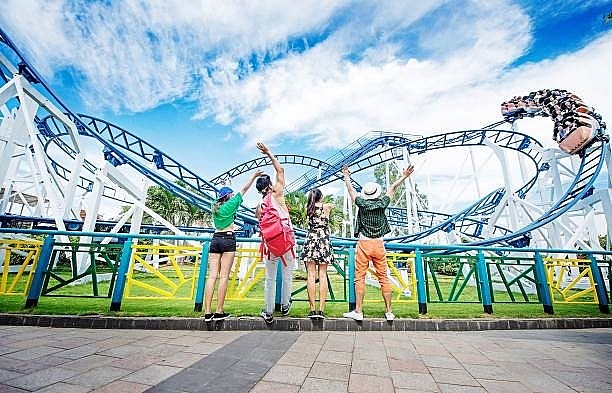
{"left": 317, "top": 311, "right": 326, "bottom": 319}
{"left": 203, "top": 313, "right": 214, "bottom": 322}
{"left": 260, "top": 310, "right": 273, "bottom": 324}
{"left": 213, "top": 312, "right": 230, "bottom": 321}
{"left": 281, "top": 301, "right": 292, "bottom": 316}
{"left": 308, "top": 310, "right": 317, "bottom": 319}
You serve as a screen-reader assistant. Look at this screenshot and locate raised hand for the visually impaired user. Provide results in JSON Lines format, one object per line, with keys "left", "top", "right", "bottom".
{"left": 256, "top": 142, "right": 271, "bottom": 156}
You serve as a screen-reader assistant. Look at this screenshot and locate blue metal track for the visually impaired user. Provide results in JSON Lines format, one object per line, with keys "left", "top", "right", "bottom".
{"left": 1, "top": 27, "right": 607, "bottom": 248}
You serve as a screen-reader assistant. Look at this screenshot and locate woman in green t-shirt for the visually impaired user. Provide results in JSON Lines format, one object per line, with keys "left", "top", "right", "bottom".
{"left": 204, "top": 170, "right": 263, "bottom": 322}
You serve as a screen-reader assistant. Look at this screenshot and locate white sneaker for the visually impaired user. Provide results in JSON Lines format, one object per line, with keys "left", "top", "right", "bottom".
{"left": 343, "top": 310, "right": 364, "bottom": 321}
{"left": 385, "top": 312, "right": 395, "bottom": 321}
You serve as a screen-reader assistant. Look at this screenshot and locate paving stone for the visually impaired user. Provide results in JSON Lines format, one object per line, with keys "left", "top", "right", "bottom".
{"left": 154, "top": 351, "right": 204, "bottom": 368}
{"left": 0, "top": 369, "right": 23, "bottom": 383}
{"left": 277, "top": 350, "right": 317, "bottom": 367}
{"left": 248, "top": 380, "right": 300, "bottom": 393}
{"left": 298, "top": 377, "right": 348, "bottom": 393}
{"left": 351, "top": 358, "right": 391, "bottom": 377}
{"left": 108, "top": 354, "right": 159, "bottom": 371}
{"left": 437, "top": 383, "right": 487, "bottom": 392}
{"left": 476, "top": 378, "right": 530, "bottom": 393}
{"left": 0, "top": 357, "right": 51, "bottom": 374}
{"left": 34, "top": 381, "right": 92, "bottom": 393}
{"left": 387, "top": 357, "right": 428, "bottom": 373}
{"left": 428, "top": 367, "right": 480, "bottom": 386}
{"left": 144, "top": 367, "right": 215, "bottom": 393}
{"left": 3, "top": 366, "right": 80, "bottom": 391}
{"left": 121, "top": 364, "right": 182, "bottom": 386}
{"left": 0, "top": 322, "right": 610, "bottom": 392}
{"left": 462, "top": 363, "right": 521, "bottom": 381}
{"left": 0, "top": 383, "right": 28, "bottom": 392}
{"left": 421, "top": 354, "right": 463, "bottom": 369}
{"left": 63, "top": 365, "right": 132, "bottom": 389}
{"left": 231, "top": 359, "right": 275, "bottom": 377}
{"left": 53, "top": 344, "right": 101, "bottom": 360}
{"left": 309, "top": 361, "right": 350, "bottom": 381}
{"left": 348, "top": 373, "right": 394, "bottom": 393}
{"left": 61, "top": 354, "right": 123, "bottom": 371}
{"left": 295, "top": 332, "right": 328, "bottom": 345}
{"left": 4, "top": 345, "right": 65, "bottom": 361}
{"left": 182, "top": 341, "right": 224, "bottom": 355}
{"left": 315, "top": 349, "right": 352, "bottom": 364}
{"left": 91, "top": 379, "right": 151, "bottom": 393}
{"left": 390, "top": 370, "right": 438, "bottom": 391}
{"left": 201, "top": 374, "right": 261, "bottom": 393}
{"left": 50, "top": 336, "right": 96, "bottom": 350}
{"left": 262, "top": 364, "right": 309, "bottom": 385}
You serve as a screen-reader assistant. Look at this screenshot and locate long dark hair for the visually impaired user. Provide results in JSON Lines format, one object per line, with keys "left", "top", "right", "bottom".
{"left": 306, "top": 188, "right": 322, "bottom": 217}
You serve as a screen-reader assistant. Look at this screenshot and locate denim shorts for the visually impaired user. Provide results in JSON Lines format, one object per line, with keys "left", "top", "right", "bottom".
{"left": 209, "top": 231, "right": 237, "bottom": 253}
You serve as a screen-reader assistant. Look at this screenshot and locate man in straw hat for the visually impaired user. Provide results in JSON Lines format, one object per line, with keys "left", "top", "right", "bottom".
{"left": 341, "top": 164, "right": 414, "bottom": 321}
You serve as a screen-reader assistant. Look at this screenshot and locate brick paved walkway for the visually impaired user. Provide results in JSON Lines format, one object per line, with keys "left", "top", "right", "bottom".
{"left": 0, "top": 322, "right": 611, "bottom": 392}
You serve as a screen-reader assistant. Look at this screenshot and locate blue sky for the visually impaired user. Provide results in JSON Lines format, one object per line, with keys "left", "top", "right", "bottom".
{"left": 1, "top": 0, "right": 611, "bottom": 210}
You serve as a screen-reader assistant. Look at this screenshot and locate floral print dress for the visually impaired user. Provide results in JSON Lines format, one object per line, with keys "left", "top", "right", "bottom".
{"left": 301, "top": 205, "right": 334, "bottom": 265}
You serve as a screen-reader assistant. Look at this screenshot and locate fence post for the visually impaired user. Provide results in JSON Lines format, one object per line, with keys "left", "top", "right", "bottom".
{"left": 110, "top": 237, "right": 133, "bottom": 311}
{"left": 274, "top": 260, "right": 283, "bottom": 312}
{"left": 476, "top": 251, "right": 493, "bottom": 314}
{"left": 25, "top": 235, "right": 54, "bottom": 308}
{"left": 533, "top": 251, "right": 554, "bottom": 314}
{"left": 194, "top": 241, "right": 210, "bottom": 312}
{"left": 414, "top": 249, "right": 427, "bottom": 314}
{"left": 348, "top": 246, "right": 356, "bottom": 311}
{"left": 589, "top": 254, "right": 610, "bottom": 314}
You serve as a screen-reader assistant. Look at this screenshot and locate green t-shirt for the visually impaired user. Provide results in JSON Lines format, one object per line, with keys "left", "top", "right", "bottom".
{"left": 354, "top": 195, "right": 391, "bottom": 238}
{"left": 213, "top": 193, "right": 243, "bottom": 229}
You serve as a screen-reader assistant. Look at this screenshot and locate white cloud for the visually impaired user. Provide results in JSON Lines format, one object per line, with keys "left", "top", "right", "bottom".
{"left": 1, "top": 0, "right": 610, "bottom": 166}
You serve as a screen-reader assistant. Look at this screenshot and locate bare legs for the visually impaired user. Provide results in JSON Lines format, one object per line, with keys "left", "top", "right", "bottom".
{"left": 306, "top": 261, "right": 328, "bottom": 312}
{"left": 204, "top": 251, "right": 235, "bottom": 314}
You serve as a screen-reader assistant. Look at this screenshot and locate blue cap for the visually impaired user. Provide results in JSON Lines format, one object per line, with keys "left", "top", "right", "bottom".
{"left": 218, "top": 187, "right": 233, "bottom": 200}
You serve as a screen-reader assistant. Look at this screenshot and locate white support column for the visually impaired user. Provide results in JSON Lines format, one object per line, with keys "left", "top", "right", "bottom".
{"left": 469, "top": 148, "right": 482, "bottom": 199}
{"left": 342, "top": 187, "right": 354, "bottom": 238}
{"left": 62, "top": 153, "right": 84, "bottom": 217}
{"left": 128, "top": 170, "right": 151, "bottom": 241}
{"left": 15, "top": 78, "right": 68, "bottom": 230}
{"left": 482, "top": 137, "right": 519, "bottom": 230}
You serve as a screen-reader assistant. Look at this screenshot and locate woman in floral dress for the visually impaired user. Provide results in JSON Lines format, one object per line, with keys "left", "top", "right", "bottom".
{"left": 301, "top": 188, "right": 334, "bottom": 319}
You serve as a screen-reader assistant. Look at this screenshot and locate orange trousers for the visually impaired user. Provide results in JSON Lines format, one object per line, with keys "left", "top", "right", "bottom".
{"left": 355, "top": 239, "right": 391, "bottom": 294}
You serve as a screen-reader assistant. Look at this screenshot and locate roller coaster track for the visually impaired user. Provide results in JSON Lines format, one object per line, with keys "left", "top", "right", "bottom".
{"left": 1, "top": 27, "right": 607, "bottom": 247}
{"left": 222, "top": 128, "right": 544, "bottom": 239}
{"left": 469, "top": 139, "right": 607, "bottom": 246}
{"left": 0, "top": 28, "right": 247, "bottom": 220}
{"left": 210, "top": 155, "right": 361, "bottom": 191}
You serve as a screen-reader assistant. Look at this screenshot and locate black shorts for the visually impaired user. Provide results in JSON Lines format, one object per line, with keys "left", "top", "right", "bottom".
{"left": 209, "top": 231, "right": 236, "bottom": 253}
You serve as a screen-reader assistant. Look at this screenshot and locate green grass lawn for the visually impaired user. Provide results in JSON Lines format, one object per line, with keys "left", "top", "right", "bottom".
{"left": 1, "top": 265, "right": 609, "bottom": 319}
{"left": 0, "top": 292, "right": 608, "bottom": 320}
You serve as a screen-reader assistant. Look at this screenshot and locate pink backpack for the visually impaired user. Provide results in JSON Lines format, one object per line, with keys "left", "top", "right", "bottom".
{"left": 259, "top": 193, "right": 295, "bottom": 266}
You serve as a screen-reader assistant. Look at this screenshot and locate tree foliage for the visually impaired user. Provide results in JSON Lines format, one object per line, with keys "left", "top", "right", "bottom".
{"left": 143, "top": 183, "right": 210, "bottom": 227}
{"left": 373, "top": 162, "right": 428, "bottom": 209}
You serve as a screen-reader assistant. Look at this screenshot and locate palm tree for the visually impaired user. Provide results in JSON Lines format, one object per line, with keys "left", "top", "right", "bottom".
{"left": 144, "top": 183, "right": 211, "bottom": 227}
{"left": 285, "top": 191, "right": 308, "bottom": 229}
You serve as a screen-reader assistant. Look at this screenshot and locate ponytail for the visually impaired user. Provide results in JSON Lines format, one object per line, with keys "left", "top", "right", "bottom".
{"left": 306, "top": 188, "right": 322, "bottom": 217}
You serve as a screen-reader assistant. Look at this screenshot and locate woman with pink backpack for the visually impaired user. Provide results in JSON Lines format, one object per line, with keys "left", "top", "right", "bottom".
{"left": 255, "top": 142, "right": 295, "bottom": 324}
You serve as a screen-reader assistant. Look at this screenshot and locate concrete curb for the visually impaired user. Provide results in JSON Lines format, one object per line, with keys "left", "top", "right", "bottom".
{"left": 1, "top": 313, "right": 611, "bottom": 331}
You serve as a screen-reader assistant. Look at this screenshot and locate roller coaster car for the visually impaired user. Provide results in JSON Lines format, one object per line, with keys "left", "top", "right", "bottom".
{"left": 557, "top": 113, "right": 602, "bottom": 155}
{"left": 500, "top": 101, "right": 541, "bottom": 120}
